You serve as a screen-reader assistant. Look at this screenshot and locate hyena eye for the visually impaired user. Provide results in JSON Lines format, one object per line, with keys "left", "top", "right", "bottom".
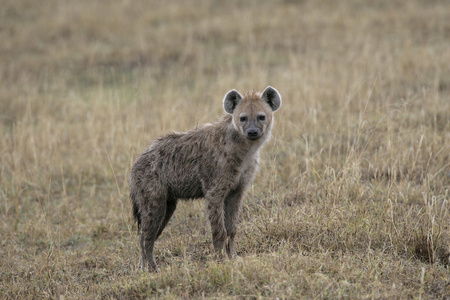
{"left": 240, "top": 116, "right": 247, "bottom": 122}
{"left": 258, "top": 115, "right": 266, "bottom": 121}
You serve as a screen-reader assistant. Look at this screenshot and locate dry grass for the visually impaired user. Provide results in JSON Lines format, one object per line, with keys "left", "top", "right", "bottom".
{"left": 1, "top": 0, "right": 450, "bottom": 298}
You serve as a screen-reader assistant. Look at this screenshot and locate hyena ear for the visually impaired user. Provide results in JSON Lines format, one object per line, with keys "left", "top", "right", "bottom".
{"left": 223, "top": 89, "right": 243, "bottom": 114}
{"left": 261, "top": 86, "right": 282, "bottom": 112}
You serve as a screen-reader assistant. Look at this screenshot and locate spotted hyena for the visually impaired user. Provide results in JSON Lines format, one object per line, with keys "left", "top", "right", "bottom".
{"left": 130, "top": 86, "right": 282, "bottom": 271}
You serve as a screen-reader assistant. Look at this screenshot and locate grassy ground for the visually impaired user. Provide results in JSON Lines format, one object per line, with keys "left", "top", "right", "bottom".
{"left": 1, "top": 0, "right": 450, "bottom": 298}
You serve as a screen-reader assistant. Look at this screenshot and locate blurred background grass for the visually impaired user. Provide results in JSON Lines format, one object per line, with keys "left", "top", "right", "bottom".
{"left": 1, "top": 0, "right": 449, "bottom": 298}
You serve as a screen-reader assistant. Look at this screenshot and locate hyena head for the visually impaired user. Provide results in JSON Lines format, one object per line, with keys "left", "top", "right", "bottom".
{"left": 223, "top": 86, "right": 282, "bottom": 141}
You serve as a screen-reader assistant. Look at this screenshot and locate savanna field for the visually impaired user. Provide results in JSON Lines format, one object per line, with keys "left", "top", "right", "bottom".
{"left": 1, "top": 0, "right": 450, "bottom": 298}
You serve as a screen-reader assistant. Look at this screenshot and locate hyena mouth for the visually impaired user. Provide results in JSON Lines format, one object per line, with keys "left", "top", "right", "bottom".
{"left": 246, "top": 133, "right": 262, "bottom": 141}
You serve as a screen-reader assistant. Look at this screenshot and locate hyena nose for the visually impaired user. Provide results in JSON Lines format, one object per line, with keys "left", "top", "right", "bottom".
{"left": 247, "top": 129, "right": 259, "bottom": 139}
{"left": 248, "top": 129, "right": 258, "bottom": 136}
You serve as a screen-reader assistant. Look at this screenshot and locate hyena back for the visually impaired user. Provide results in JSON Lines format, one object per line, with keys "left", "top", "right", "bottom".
{"left": 130, "top": 86, "right": 281, "bottom": 272}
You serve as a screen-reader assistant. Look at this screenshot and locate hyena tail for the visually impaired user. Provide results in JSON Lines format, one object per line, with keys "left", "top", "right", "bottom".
{"left": 131, "top": 191, "right": 141, "bottom": 232}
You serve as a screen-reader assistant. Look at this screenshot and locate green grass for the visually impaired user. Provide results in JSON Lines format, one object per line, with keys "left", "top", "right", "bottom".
{"left": 1, "top": 0, "right": 449, "bottom": 298}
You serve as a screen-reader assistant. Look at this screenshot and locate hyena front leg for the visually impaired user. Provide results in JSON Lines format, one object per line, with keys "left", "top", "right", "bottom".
{"left": 224, "top": 185, "right": 245, "bottom": 259}
{"left": 205, "top": 189, "right": 228, "bottom": 256}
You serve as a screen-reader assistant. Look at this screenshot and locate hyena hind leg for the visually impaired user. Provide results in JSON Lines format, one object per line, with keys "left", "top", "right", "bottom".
{"left": 139, "top": 233, "right": 158, "bottom": 272}
{"left": 156, "top": 199, "right": 177, "bottom": 239}
{"left": 139, "top": 199, "right": 168, "bottom": 272}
